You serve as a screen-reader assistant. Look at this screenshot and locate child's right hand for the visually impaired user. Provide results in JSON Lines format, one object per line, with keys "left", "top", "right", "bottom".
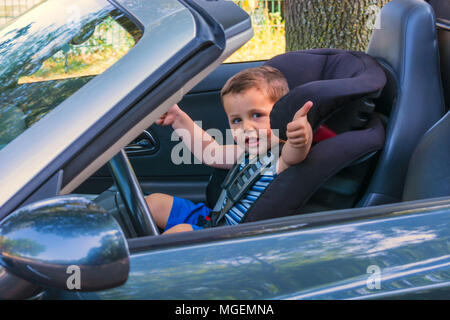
{"left": 156, "top": 104, "right": 181, "bottom": 126}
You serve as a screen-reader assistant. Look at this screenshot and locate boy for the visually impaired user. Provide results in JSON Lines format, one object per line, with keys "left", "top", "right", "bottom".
{"left": 146, "top": 66, "right": 313, "bottom": 234}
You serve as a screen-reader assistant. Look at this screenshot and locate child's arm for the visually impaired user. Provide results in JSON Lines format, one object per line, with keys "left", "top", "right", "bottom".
{"left": 157, "top": 104, "right": 242, "bottom": 169}
{"left": 277, "top": 101, "right": 313, "bottom": 174}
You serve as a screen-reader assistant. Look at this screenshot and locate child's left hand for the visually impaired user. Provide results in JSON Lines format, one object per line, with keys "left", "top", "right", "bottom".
{"left": 285, "top": 101, "right": 313, "bottom": 149}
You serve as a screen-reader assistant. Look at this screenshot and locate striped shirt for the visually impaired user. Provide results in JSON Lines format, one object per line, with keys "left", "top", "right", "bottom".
{"left": 222, "top": 154, "right": 278, "bottom": 225}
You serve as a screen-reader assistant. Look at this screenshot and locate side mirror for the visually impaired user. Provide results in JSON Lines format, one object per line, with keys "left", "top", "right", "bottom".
{"left": 0, "top": 196, "right": 129, "bottom": 292}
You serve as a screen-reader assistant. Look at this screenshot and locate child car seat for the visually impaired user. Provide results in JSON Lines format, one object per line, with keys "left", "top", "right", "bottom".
{"left": 207, "top": 48, "right": 387, "bottom": 223}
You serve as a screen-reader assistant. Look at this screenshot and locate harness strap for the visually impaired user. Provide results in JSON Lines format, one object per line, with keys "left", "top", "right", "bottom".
{"left": 210, "top": 152, "right": 274, "bottom": 227}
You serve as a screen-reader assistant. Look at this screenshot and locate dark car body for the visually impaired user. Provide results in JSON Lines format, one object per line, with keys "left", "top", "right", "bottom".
{"left": 0, "top": 0, "right": 449, "bottom": 300}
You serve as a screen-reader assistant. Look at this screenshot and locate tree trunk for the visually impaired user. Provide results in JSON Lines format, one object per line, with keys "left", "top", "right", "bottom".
{"left": 285, "top": 0, "right": 391, "bottom": 52}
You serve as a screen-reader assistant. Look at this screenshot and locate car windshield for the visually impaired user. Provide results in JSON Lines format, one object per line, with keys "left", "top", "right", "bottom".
{"left": 0, "top": 0, "right": 142, "bottom": 150}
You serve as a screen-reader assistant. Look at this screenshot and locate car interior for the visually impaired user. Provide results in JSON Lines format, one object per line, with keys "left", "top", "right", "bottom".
{"left": 3, "top": 0, "right": 450, "bottom": 302}
{"left": 72, "top": 0, "right": 449, "bottom": 238}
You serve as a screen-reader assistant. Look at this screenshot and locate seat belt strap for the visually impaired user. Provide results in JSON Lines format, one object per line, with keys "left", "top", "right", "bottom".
{"left": 212, "top": 188, "right": 227, "bottom": 212}
{"left": 211, "top": 152, "right": 274, "bottom": 226}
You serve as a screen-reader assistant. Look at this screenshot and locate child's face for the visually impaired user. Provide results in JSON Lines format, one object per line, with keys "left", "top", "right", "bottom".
{"left": 223, "top": 87, "right": 280, "bottom": 155}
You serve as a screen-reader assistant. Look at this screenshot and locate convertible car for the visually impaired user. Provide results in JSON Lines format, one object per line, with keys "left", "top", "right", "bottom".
{"left": 0, "top": 0, "right": 449, "bottom": 300}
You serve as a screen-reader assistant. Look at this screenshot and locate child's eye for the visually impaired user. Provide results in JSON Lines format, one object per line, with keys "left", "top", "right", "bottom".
{"left": 232, "top": 118, "right": 241, "bottom": 124}
{"left": 252, "top": 113, "right": 262, "bottom": 118}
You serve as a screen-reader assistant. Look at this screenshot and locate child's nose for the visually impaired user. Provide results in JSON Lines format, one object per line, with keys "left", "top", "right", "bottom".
{"left": 242, "top": 120, "right": 254, "bottom": 132}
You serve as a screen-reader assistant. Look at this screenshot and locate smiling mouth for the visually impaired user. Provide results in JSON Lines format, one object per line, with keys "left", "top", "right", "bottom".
{"left": 245, "top": 137, "right": 259, "bottom": 147}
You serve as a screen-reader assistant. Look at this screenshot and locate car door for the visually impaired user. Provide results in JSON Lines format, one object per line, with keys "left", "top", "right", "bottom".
{"left": 51, "top": 196, "right": 450, "bottom": 300}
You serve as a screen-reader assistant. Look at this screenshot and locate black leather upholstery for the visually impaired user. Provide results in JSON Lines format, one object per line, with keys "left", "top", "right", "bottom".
{"left": 358, "top": 0, "right": 446, "bottom": 206}
{"left": 403, "top": 111, "right": 450, "bottom": 201}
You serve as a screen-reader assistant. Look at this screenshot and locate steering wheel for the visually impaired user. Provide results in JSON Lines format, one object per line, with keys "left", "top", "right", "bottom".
{"left": 108, "top": 149, "right": 159, "bottom": 236}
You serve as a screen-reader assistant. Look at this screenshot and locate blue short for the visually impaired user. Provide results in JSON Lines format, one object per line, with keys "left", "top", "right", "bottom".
{"left": 165, "top": 196, "right": 212, "bottom": 231}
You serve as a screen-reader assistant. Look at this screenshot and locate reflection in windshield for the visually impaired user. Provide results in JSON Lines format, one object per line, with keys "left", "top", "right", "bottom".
{"left": 18, "top": 15, "right": 137, "bottom": 83}
{"left": 0, "top": 0, "right": 141, "bottom": 149}
{"left": 0, "top": 0, "right": 111, "bottom": 87}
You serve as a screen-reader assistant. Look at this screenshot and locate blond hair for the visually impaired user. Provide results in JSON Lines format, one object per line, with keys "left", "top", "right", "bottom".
{"left": 221, "top": 65, "right": 289, "bottom": 103}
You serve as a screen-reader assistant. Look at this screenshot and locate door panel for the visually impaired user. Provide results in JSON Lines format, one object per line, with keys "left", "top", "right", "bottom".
{"left": 81, "top": 198, "right": 450, "bottom": 300}
{"left": 74, "top": 62, "right": 264, "bottom": 201}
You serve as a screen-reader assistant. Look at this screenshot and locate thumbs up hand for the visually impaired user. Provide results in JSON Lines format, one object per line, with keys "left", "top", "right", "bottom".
{"left": 285, "top": 101, "right": 313, "bottom": 149}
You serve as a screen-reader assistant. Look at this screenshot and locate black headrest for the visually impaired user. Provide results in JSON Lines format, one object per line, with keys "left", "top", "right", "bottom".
{"left": 264, "top": 49, "right": 387, "bottom": 140}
